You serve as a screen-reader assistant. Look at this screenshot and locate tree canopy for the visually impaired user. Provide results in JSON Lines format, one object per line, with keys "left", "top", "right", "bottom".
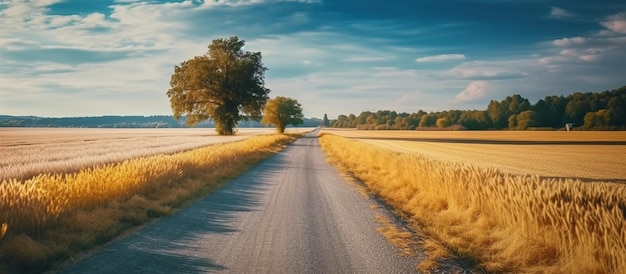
{"left": 322, "top": 114, "right": 330, "bottom": 127}
{"left": 166, "top": 36, "right": 270, "bottom": 135}
{"left": 328, "top": 85, "right": 626, "bottom": 130}
{"left": 261, "top": 96, "right": 304, "bottom": 133}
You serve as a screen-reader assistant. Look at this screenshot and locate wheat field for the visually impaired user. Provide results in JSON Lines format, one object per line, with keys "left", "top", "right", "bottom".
{"left": 0, "top": 129, "right": 302, "bottom": 273}
{"left": 325, "top": 129, "right": 626, "bottom": 181}
{"left": 0, "top": 128, "right": 306, "bottom": 181}
{"left": 319, "top": 130, "right": 626, "bottom": 273}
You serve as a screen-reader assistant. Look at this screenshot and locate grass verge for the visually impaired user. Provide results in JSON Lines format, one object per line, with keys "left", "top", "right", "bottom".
{"left": 0, "top": 133, "right": 298, "bottom": 273}
{"left": 319, "top": 133, "right": 626, "bottom": 273}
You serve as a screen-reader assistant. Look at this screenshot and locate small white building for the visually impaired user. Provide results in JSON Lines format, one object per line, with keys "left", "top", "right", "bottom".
{"left": 565, "top": 123, "right": 574, "bottom": 131}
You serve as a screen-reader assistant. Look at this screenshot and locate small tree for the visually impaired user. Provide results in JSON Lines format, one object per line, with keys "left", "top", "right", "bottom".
{"left": 166, "top": 36, "right": 270, "bottom": 135}
{"left": 436, "top": 117, "right": 450, "bottom": 128}
{"left": 582, "top": 109, "right": 609, "bottom": 130}
{"left": 516, "top": 110, "right": 539, "bottom": 129}
{"left": 261, "top": 96, "right": 304, "bottom": 133}
{"left": 508, "top": 114, "right": 518, "bottom": 129}
{"left": 322, "top": 114, "right": 330, "bottom": 127}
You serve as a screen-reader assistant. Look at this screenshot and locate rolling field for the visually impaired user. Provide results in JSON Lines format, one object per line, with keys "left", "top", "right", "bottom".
{"left": 319, "top": 129, "right": 626, "bottom": 272}
{"left": 0, "top": 127, "right": 310, "bottom": 182}
{"left": 0, "top": 129, "right": 303, "bottom": 273}
{"left": 325, "top": 129, "right": 626, "bottom": 181}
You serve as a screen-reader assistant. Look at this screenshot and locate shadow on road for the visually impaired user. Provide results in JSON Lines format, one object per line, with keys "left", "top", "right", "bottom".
{"left": 62, "top": 153, "right": 289, "bottom": 274}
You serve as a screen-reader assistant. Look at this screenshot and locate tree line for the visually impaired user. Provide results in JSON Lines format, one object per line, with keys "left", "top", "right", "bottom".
{"left": 0, "top": 115, "right": 322, "bottom": 128}
{"left": 0, "top": 115, "right": 183, "bottom": 128}
{"left": 330, "top": 85, "right": 626, "bottom": 130}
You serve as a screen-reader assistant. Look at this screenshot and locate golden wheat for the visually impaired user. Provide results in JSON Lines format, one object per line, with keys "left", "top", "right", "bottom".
{"left": 0, "top": 223, "right": 6, "bottom": 239}
{"left": 0, "top": 134, "right": 296, "bottom": 274}
{"left": 0, "top": 128, "right": 305, "bottom": 181}
{"left": 325, "top": 129, "right": 626, "bottom": 180}
{"left": 1, "top": 134, "right": 294, "bottom": 235}
{"left": 319, "top": 133, "right": 626, "bottom": 273}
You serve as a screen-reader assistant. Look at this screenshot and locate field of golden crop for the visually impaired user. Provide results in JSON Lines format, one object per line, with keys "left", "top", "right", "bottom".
{"left": 319, "top": 130, "right": 626, "bottom": 273}
{"left": 0, "top": 129, "right": 304, "bottom": 273}
{"left": 325, "top": 129, "right": 626, "bottom": 181}
{"left": 0, "top": 128, "right": 307, "bottom": 181}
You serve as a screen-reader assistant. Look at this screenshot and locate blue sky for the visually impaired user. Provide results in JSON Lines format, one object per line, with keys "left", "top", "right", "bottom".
{"left": 1, "top": 0, "right": 625, "bottom": 119}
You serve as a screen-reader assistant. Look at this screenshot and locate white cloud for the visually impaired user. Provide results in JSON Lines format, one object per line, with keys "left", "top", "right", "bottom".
{"left": 0, "top": 0, "right": 63, "bottom": 18}
{"left": 446, "top": 60, "right": 527, "bottom": 80}
{"left": 82, "top": 12, "right": 107, "bottom": 26}
{"left": 49, "top": 15, "right": 81, "bottom": 27}
{"left": 342, "top": 56, "right": 395, "bottom": 62}
{"left": 549, "top": 7, "right": 574, "bottom": 19}
{"left": 196, "top": 0, "right": 320, "bottom": 8}
{"left": 0, "top": 0, "right": 624, "bottom": 119}
{"left": 541, "top": 32, "right": 626, "bottom": 67}
{"left": 455, "top": 81, "right": 488, "bottom": 102}
{"left": 601, "top": 12, "right": 626, "bottom": 34}
{"left": 559, "top": 49, "right": 577, "bottom": 57}
{"left": 541, "top": 48, "right": 604, "bottom": 64}
{"left": 416, "top": 54, "right": 466, "bottom": 62}
{"left": 553, "top": 37, "right": 586, "bottom": 47}
{"left": 1, "top": 3, "right": 30, "bottom": 17}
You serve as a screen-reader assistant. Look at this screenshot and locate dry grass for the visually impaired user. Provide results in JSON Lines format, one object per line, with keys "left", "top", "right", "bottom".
{"left": 375, "top": 214, "right": 416, "bottom": 257}
{"left": 0, "top": 128, "right": 309, "bottom": 181}
{"left": 326, "top": 129, "right": 626, "bottom": 180}
{"left": 0, "top": 133, "right": 297, "bottom": 273}
{"left": 319, "top": 132, "right": 626, "bottom": 273}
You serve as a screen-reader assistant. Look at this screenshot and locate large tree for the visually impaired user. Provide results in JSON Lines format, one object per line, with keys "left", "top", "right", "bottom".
{"left": 166, "top": 36, "right": 270, "bottom": 135}
{"left": 261, "top": 96, "right": 304, "bottom": 133}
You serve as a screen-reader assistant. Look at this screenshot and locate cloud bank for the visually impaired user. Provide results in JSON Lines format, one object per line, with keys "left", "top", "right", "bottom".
{"left": 0, "top": 0, "right": 625, "bottom": 118}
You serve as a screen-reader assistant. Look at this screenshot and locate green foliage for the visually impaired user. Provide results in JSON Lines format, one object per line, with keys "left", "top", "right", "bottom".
{"left": 535, "top": 95, "right": 568, "bottom": 128}
{"left": 0, "top": 116, "right": 329, "bottom": 129}
{"left": 329, "top": 85, "right": 626, "bottom": 131}
{"left": 436, "top": 117, "right": 450, "bottom": 128}
{"left": 508, "top": 114, "right": 517, "bottom": 129}
{"left": 458, "top": 110, "right": 490, "bottom": 130}
{"left": 322, "top": 114, "right": 330, "bottom": 127}
{"left": 261, "top": 96, "right": 304, "bottom": 133}
{"left": 166, "top": 36, "right": 270, "bottom": 135}
{"left": 419, "top": 114, "right": 438, "bottom": 128}
{"left": 582, "top": 109, "right": 611, "bottom": 130}
{"left": 513, "top": 110, "right": 539, "bottom": 130}
{"left": 0, "top": 115, "right": 186, "bottom": 128}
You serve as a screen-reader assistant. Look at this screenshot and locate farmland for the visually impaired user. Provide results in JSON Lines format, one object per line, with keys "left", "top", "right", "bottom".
{"left": 319, "top": 129, "right": 626, "bottom": 272}
{"left": 0, "top": 128, "right": 306, "bottom": 182}
{"left": 0, "top": 128, "right": 308, "bottom": 273}
{"left": 325, "top": 129, "right": 626, "bottom": 181}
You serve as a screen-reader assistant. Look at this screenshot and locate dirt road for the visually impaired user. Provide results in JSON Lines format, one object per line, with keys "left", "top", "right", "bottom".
{"left": 60, "top": 132, "right": 418, "bottom": 273}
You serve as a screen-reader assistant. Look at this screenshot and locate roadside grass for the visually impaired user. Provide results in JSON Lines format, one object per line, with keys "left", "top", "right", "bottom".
{"left": 319, "top": 133, "right": 626, "bottom": 273}
{"left": 0, "top": 134, "right": 298, "bottom": 274}
{"left": 374, "top": 214, "right": 416, "bottom": 257}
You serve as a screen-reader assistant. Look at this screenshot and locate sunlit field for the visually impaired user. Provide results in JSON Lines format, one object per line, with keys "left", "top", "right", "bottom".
{"left": 0, "top": 128, "right": 306, "bottom": 273}
{"left": 0, "top": 127, "right": 310, "bottom": 181}
{"left": 319, "top": 129, "right": 626, "bottom": 273}
{"left": 325, "top": 129, "right": 626, "bottom": 181}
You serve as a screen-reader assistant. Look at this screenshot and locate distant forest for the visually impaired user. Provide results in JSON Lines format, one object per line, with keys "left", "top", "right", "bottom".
{"left": 330, "top": 85, "right": 626, "bottom": 130}
{"left": 0, "top": 115, "right": 323, "bottom": 128}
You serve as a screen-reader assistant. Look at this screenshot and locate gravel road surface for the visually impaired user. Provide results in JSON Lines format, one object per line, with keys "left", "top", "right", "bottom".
{"left": 60, "top": 132, "right": 418, "bottom": 273}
